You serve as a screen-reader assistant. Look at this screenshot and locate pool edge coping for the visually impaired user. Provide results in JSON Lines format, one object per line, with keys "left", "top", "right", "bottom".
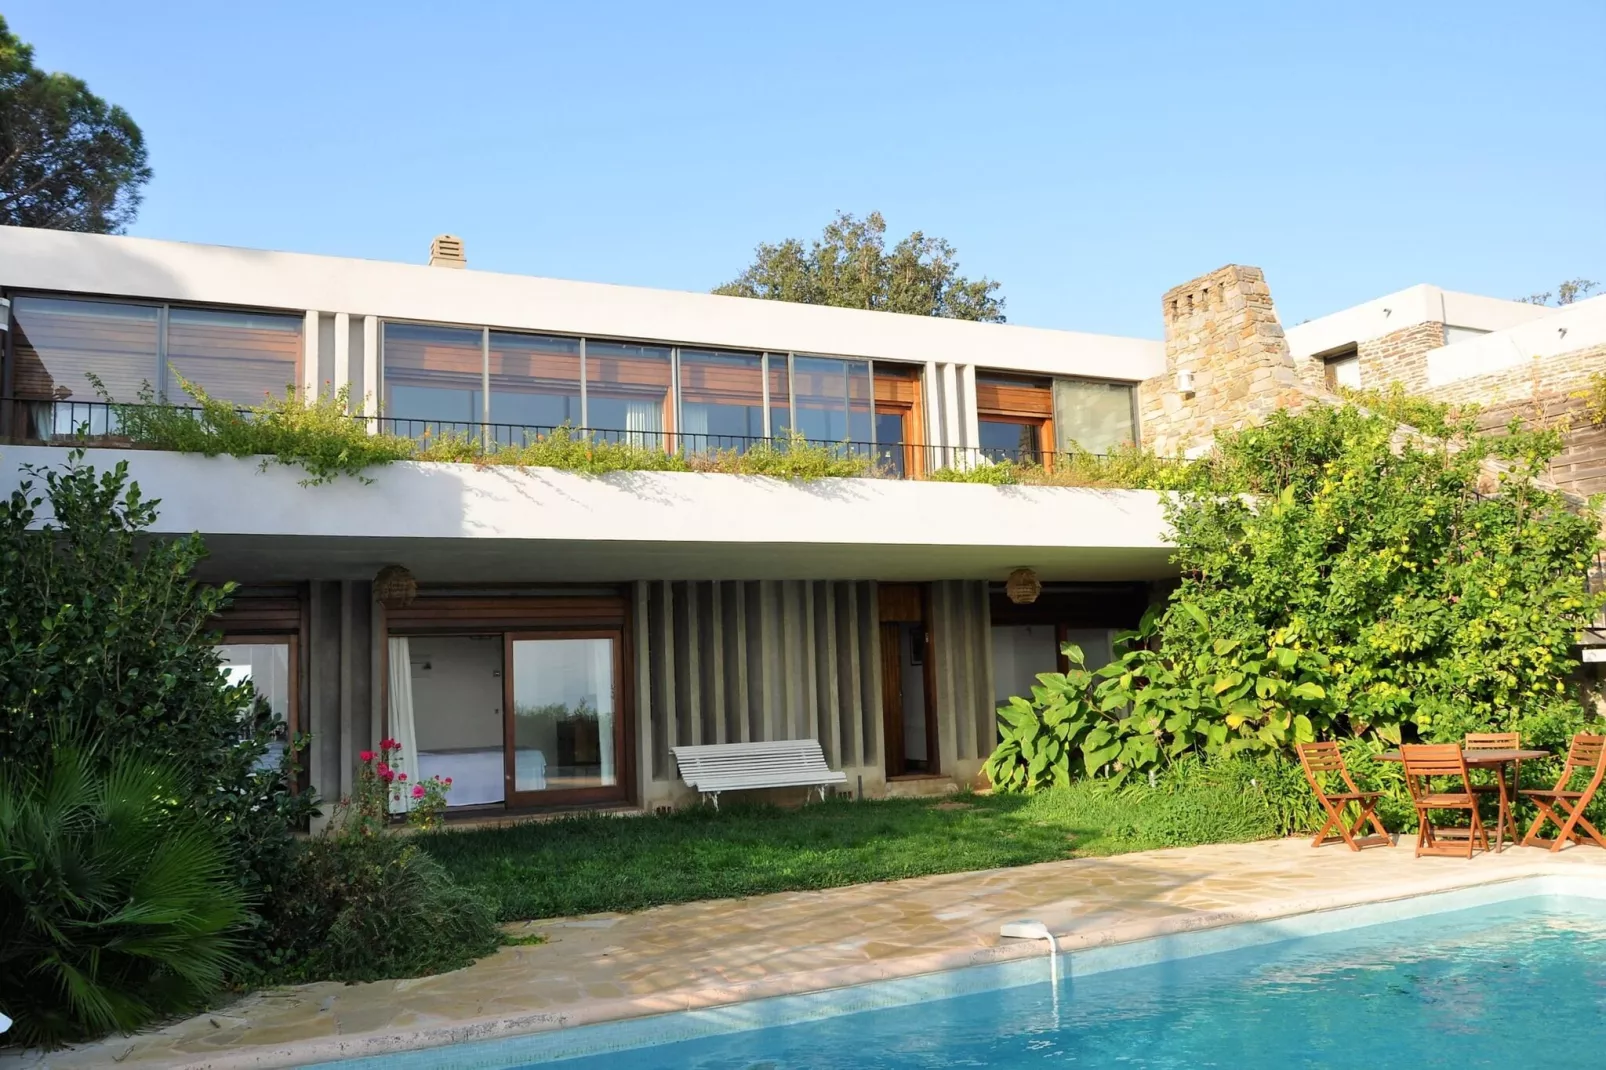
{"left": 136, "top": 857, "right": 1606, "bottom": 1070}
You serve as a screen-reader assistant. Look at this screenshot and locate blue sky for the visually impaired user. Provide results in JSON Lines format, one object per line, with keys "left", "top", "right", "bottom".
{"left": 7, "top": 1, "right": 1604, "bottom": 337}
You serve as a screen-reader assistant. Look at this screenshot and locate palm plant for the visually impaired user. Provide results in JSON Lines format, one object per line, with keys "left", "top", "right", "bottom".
{"left": 0, "top": 748, "right": 246, "bottom": 1048}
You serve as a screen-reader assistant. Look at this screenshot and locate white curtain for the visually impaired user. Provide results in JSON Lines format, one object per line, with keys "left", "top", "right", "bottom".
{"left": 387, "top": 637, "right": 419, "bottom": 814}
{"left": 625, "top": 398, "right": 663, "bottom": 448}
{"left": 592, "top": 639, "right": 616, "bottom": 785}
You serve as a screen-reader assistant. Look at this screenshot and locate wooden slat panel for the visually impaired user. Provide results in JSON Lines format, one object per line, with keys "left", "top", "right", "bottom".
{"left": 386, "top": 593, "right": 626, "bottom": 630}
{"left": 976, "top": 378, "right": 1053, "bottom": 418}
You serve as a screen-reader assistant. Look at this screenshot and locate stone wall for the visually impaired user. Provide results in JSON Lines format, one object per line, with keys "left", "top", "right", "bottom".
{"left": 1357, "top": 321, "right": 1446, "bottom": 392}
{"left": 1418, "top": 343, "right": 1606, "bottom": 409}
{"left": 1138, "top": 265, "right": 1317, "bottom": 457}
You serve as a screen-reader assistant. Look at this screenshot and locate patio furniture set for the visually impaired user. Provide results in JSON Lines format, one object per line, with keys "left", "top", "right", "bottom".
{"left": 1297, "top": 732, "right": 1606, "bottom": 858}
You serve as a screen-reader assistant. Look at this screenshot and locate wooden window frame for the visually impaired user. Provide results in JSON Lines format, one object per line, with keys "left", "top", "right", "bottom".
{"left": 381, "top": 589, "right": 636, "bottom": 811}
{"left": 503, "top": 628, "right": 633, "bottom": 809}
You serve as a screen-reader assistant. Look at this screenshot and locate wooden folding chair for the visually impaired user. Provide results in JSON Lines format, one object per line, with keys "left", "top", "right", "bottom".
{"left": 1465, "top": 731, "right": 1522, "bottom": 844}
{"left": 1520, "top": 733, "right": 1606, "bottom": 852}
{"left": 1401, "top": 744, "right": 1487, "bottom": 858}
{"left": 1296, "top": 742, "right": 1390, "bottom": 850}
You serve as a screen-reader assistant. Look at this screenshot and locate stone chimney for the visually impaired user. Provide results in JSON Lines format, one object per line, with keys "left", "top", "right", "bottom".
{"left": 1137, "top": 265, "right": 1310, "bottom": 456}
{"left": 429, "top": 234, "right": 466, "bottom": 268}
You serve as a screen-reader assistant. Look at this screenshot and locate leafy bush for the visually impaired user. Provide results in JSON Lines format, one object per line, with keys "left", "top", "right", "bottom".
{"left": 985, "top": 401, "right": 1603, "bottom": 791}
{"left": 0, "top": 749, "right": 246, "bottom": 1048}
{"left": 263, "top": 832, "right": 500, "bottom": 984}
{"left": 105, "top": 376, "right": 416, "bottom": 486}
{"left": 0, "top": 454, "right": 316, "bottom": 971}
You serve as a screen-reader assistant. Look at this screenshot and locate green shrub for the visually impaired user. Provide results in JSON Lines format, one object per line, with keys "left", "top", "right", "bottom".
{"left": 929, "top": 462, "right": 1019, "bottom": 485}
{"left": 0, "top": 749, "right": 246, "bottom": 1048}
{"left": 105, "top": 376, "right": 416, "bottom": 486}
{"left": 984, "top": 401, "right": 1603, "bottom": 790}
{"left": 0, "top": 454, "right": 317, "bottom": 971}
{"left": 262, "top": 832, "right": 500, "bottom": 984}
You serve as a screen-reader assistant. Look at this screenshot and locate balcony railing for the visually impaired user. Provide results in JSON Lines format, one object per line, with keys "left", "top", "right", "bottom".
{"left": 0, "top": 397, "right": 1164, "bottom": 482}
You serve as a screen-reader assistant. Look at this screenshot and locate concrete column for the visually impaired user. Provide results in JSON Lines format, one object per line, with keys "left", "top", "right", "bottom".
{"left": 960, "top": 364, "right": 981, "bottom": 454}
{"left": 941, "top": 363, "right": 964, "bottom": 464}
{"left": 301, "top": 311, "right": 320, "bottom": 397}
{"left": 362, "top": 316, "right": 379, "bottom": 424}
{"left": 333, "top": 312, "right": 351, "bottom": 406}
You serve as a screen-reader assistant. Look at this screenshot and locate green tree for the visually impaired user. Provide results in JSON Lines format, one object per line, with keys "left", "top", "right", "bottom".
{"left": 0, "top": 14, "right": 151, "bottom": 232}
{"left": 714, "top": 210, "right": 1006, "bottom": 322}
{"left": 1518, "top": 278, "right": 1599, "bottom": 306}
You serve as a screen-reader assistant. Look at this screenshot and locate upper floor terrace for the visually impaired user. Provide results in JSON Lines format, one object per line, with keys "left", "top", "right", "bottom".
{"left": 0, "top": 226, "right": 1163, "bottom": 479}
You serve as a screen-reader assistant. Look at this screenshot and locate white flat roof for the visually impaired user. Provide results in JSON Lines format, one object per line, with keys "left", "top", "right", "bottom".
{"left": 1284, "top": 283, "right": 1553, "bottom": 359}
{"left": 0, "top": 226, "right": 1166, "bottom": 383}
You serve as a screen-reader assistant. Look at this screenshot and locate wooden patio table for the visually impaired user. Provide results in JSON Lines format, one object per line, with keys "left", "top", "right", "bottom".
{"left": 1377, "top": 748, "right": 1547, "bottom": 853}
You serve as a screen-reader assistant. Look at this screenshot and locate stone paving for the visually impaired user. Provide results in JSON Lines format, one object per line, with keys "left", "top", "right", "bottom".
{"left": 9, "top": 837, "right": 1606, "bottom": 1069}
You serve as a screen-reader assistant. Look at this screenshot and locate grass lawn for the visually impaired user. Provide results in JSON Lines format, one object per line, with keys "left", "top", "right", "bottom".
{"left": 416, "top": 774, "right": 1284, "bottom": 922}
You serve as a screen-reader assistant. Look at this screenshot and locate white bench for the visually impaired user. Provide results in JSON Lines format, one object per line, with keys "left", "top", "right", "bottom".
{"left": 671, "top": 739, "right": 848, "bottom": 808}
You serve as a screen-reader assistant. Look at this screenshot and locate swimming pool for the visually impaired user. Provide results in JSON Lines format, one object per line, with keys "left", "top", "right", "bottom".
{"left": 310, "top": 878, "right": 1606, "bottom": 1069}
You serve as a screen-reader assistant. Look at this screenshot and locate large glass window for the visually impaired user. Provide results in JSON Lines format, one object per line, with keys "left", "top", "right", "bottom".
{"left": 790, "top": 356, "right": 872, "bottom": 445}
{"left": 767, "top": 354, "right": 791, "bottom": 435}
{"left": 978, "top": 418, "right": 1044, "bottom": 464}
{"left": 678, "top": 348, "right": 764, "bottom": 451}
{"left": 510, "top": 637, "right": 617, "bottom": 794}
{"left": 166, "top": 308, "right": 302, "bottom": 406}
{"left": 585, "top": 341, "right": 671, "bottom": 446}
{"left": 489, "top": 331, "right": 582, "bottom": 444}
{"left": 10, "top": 295, "right": 303, "bottom": 437}
{"left": 1051, "top": 378, "right": 1136, "bottom": 454}
{"left": 217, "top": 640, "right": 292, "bottom": 771}
{"left": 382, "top": 323, "right": 484, "bottom": 438}
{"left": 12, "top": 296, "right": 159, "bottom": 407}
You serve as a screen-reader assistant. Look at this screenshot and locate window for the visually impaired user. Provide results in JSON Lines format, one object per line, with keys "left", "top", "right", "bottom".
{"left": 166, "top": 308, "right": 301, "bottom": 406}
{"left": 9, "top": 294, "right": 302, "bottom": 438}
{"left": 1051, "top": 378, "right": 1136, "bottom": 454}
{"left": 1444, "top": 326, "right": 1488, "bottom": 347}
{"left": 217, "top": 638, "right": 295, "bottom": 772}
{"left": 586, "top": 341, "right": 672, "bottom": 446}
{"left": 790, "top": 356, "right": 872, "bottom": 445}
{"left": 509, "top": 636, "right": 619, "bottom": 795}
{"left": 382, "top": 323, "right": 484, "bottom": 438}
{"left": 975, "top": 374, "right": 1052, "bottom": 463}
{"left": 678, "top": 348, "right": 765, "bottom": 451}
{"left": 1323, "top": 347, "right": 1361, "bottom": 391}
{"left": 489, "top": 332, "right": 581, "bottom": 444}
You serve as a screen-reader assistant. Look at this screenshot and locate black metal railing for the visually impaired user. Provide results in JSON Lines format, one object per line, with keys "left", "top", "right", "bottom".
{"left": 0, "top": 397, "right": 1159, "bottom": 482}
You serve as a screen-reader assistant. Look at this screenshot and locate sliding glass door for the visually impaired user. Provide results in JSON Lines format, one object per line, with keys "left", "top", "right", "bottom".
{"left": 505, "top": 632, "right": 624, "bottom": 806}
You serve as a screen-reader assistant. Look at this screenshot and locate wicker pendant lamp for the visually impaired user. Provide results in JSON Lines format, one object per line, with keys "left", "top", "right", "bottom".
{"left": 1005, "top": 567, "right": 1041, "bottom": 605}
{"left": 374, "top": 565, "right": 418, "bottom": 609}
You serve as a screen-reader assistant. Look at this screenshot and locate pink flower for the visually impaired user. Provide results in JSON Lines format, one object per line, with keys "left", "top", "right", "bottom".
{"left": 380, "top": 738, "right": 400, "bottom": 751}
{"left": 359, "top": 750, "right": 375, "bottom": 763}
{"left": 412, "top": 785, "right": 426, "bottom": 799}
{"left": 376, "top": 761, "right": 391, "bottom": 777}
{"left": 444, "top": 777, "right": 453, "bottom": 785}
{"left": 397, "top": 772, "right": 407, "bottom": 782}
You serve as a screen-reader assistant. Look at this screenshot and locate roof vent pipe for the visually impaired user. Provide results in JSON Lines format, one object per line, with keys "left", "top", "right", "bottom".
{"left": 429, "top": 234, "right": 466, "bottom": 268}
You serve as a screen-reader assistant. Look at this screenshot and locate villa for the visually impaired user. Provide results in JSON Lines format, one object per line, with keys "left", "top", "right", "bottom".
{"left": 0, "top": 225, "right": 1601, "bottom": 815}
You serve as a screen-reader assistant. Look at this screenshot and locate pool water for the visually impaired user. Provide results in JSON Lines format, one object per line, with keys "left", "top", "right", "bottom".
{"left": 521, "top": 896, "right": 1606, "bottom": 1069}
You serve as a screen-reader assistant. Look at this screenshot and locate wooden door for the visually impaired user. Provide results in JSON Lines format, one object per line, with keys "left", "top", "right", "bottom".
{"left": 880, "top": 622, "right": 906, "bottom": 777}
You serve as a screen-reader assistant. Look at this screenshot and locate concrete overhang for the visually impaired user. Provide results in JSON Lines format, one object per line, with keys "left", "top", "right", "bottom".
{"left": 0, "top": 447, "right": 1177, "bottom": 584}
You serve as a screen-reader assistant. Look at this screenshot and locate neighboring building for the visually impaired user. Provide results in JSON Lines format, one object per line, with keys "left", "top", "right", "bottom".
{"left": 0, "top": 225, "right": 1600, "bottom": 811}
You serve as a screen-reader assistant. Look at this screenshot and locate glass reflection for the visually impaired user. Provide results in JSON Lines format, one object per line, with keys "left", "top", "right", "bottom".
{"left": 511, "top": 638, "right": 616, "bottom": 793}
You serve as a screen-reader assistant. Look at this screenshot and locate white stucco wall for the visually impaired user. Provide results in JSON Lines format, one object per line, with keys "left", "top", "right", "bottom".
{"left": 0, "top": 446, "right": 1176, "bottom": 583}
